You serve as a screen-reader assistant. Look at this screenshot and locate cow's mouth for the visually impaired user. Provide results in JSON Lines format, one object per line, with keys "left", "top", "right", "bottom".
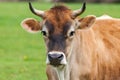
{"left": 49, "top": 59, "right": 62, "bottom": 67}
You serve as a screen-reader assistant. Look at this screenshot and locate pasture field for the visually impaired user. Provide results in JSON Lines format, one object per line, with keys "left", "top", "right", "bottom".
{"left": 0, "top": 2, "right": 120, "bottom": 80}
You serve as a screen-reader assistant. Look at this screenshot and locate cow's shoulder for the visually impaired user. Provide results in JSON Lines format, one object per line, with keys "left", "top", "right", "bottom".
{"left": 93, "top": 15, "right": 120, "bottom": 30}
{"left": 92, "top": 15, "right": 120, "bottom": 52}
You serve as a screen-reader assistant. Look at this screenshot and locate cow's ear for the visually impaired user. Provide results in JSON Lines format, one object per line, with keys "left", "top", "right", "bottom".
{"left": 21, "top": 18, "right": 42, "bottom": 33}
{"left": 77, "top": 15, "right": 96, "bottom": 29}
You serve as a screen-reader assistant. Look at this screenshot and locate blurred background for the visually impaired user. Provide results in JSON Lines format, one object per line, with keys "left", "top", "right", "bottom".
{"left": 0, "top": 0, "right": 120, "bottom": 3}
{"left": 0, "top": 0, "right": 120, "bottom": 80}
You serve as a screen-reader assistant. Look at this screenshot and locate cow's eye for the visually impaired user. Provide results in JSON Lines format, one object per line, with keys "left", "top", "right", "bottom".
{"left": 69, "top": 31, "right": 75, "bottom": 37}
{"left": 41, "top": 31, "right": 47, "bottom": 36}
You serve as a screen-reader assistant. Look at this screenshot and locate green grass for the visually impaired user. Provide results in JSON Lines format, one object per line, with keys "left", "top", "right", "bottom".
{"left": 0, "top": 2, "right": 120, "bottom": 80}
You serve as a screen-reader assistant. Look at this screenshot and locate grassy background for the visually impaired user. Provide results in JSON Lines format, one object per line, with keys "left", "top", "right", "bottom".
{"left": 0, "top": 2, "right": 120, "bottom": 80}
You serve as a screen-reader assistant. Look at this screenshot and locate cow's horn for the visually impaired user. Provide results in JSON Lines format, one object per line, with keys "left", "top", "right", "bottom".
{"left": 72, "top": 2, "right": 86, "bottom": 18}
{"left": 29, "top": 2, "right": 45, "bottom": 18}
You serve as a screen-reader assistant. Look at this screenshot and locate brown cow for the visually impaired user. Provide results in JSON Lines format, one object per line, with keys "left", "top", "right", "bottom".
{"left": 21, "top": 2, "right": 120, "bottom": 80}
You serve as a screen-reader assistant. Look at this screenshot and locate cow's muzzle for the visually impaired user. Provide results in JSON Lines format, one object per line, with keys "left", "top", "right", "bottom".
{"left": 46, "top": 51, "right": 67, "bottom": 67}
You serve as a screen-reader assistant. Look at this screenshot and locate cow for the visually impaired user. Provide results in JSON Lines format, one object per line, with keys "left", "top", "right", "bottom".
{"left": 21, "top": 2, "right": 120, "bottom": 80}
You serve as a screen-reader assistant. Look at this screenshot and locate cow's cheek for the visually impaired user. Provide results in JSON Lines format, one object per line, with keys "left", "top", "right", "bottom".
{"left": 65, "top": 38, "right": 74, "bottom": 58}
{"left": 43, "top": 38, "right": 49, "bottom": 53}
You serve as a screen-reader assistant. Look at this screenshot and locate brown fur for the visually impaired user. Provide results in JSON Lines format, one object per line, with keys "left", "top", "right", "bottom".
{"left": 46, "top": 16, "right": 120, "bottom": 80}
{"left": 44, "top": 6, "right": 120, "bottom": 80}
{"left": 45, "top": 5, "right": 72, "bottom": 34}
{"left": 70, "top": 17, "right": 120, "bottom": 80}
{"left": 90, "top": 18, "right": 120, "bottom": 80}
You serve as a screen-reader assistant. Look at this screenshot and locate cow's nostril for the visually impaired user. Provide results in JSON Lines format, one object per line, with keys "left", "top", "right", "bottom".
{"left": 48, "top": 54, "right": 53, "bottom": 61}
{"left": 58, "top": 54, "right": 64, "bottom": 61}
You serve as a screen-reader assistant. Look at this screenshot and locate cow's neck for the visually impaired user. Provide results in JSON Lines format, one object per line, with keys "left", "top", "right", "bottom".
{"left": 56, "top": 68, "right": 64, "bottom": 80}
{"left": 55, "top": 64, "right": 70, "bottom": 80}
{"left": 68, "top": 30, "right": 94, "bottom": 79}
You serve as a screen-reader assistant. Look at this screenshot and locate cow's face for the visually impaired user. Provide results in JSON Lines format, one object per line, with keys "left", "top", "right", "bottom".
{"left": 21, "top": 2, "right": 96, "bottom": 68}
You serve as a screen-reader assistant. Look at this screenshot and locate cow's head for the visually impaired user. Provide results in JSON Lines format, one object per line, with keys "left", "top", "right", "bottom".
{"left": 21, "top": 2, "right": 96, "bottom": 68}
